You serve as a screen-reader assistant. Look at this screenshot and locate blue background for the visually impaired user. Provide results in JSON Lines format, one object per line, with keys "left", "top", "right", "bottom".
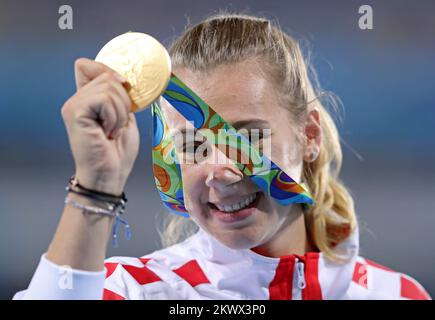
{"left": 0, "top": 0, "right": 434, "bottom": 299}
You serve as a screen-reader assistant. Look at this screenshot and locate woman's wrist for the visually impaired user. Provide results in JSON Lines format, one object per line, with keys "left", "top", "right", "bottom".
{"left": 74, "top": 171, "right": 126, "bottom": 195}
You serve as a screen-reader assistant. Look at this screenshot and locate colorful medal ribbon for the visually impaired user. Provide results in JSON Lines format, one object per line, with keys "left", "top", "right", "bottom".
{"left": 152, "top": 73, "right": 314, "bottom": 217}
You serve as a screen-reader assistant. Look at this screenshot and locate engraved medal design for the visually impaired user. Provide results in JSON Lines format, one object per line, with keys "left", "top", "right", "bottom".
{"left": 95, "top": 32, "right": 171, "bottom": 112}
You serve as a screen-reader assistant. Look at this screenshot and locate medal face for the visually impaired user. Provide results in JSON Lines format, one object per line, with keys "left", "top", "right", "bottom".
{"left": 95, "top": 32, "right": 172, "bottom": 112}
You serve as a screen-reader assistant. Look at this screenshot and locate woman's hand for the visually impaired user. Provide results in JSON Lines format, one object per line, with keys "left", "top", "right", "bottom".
{"left": 61, "top": 58, "right": 140, "bottom": 195}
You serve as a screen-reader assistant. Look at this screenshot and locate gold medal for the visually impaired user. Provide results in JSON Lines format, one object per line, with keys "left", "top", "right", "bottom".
{"left": 95, "top": 32, "right": 171, "bottom": 112}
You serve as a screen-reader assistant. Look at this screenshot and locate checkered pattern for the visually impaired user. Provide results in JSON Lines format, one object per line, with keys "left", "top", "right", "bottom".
{"left": 102, "top": 228, "right": 430, "bottom": 300}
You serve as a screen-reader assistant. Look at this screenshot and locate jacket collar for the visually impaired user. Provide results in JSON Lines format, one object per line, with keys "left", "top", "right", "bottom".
{"left": 194, "top": 226, "right": 359, "bottom": 299}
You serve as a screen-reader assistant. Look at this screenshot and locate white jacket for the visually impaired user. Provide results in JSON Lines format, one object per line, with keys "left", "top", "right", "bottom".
{"left": 13, "top": 228, "right": 430, "bottom": 300}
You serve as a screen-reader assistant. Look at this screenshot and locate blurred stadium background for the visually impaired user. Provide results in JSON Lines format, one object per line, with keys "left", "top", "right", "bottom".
{"left": 0, "top": 0, "right": 434, "bottom": 299}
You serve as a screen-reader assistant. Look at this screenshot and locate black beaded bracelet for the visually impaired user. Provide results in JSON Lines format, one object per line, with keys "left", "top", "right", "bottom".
{"left": 66, "top": 175, "right": 127, "bottom": 207}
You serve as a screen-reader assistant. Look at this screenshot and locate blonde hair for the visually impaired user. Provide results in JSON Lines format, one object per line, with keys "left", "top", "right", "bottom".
{"left": 158, "top": 12, "right": 357, "bottom": 262}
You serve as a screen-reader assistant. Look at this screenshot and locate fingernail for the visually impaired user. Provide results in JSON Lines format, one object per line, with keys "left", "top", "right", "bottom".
{"left": 108, "top": 129, "right": 116, "bottom": 139}
{"left": 122, "top": 81, "right": 132, "bottom": 92}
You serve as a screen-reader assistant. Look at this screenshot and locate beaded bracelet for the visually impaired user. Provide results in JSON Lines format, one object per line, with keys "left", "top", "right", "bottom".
{"left": 67, "top": 175, "right": 127, "bottom": 206}
{"left": 64, "top": 175, "right": 131, "bottom": 247}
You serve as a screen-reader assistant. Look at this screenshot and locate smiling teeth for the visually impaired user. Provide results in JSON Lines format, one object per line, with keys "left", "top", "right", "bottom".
{"left": 215, "top": 193, "right": 257, "bottom": 213}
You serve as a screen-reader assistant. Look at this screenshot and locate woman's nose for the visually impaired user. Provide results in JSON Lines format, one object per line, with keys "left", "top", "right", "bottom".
{"left": 205, "top": 165, "right": 243, "bottom": 190}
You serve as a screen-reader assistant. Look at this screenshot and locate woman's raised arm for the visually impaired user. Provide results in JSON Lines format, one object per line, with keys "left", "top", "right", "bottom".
{"left": 46, "top": 57, "right": 140, "bottom": 271}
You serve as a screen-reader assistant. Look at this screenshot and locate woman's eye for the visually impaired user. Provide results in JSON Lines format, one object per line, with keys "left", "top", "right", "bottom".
{"left": 248, "top": 131, "right": 264, "bottom": 144}
{"left": 182, "top": 141, "right": 207, "bottom": 154}
{"left": 180, "top": 140, "right": 211, "bottom": 164}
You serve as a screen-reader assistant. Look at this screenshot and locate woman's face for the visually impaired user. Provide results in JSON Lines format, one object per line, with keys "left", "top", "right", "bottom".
{"left": 161, "top": 61, "right": 315, "bottom": 250}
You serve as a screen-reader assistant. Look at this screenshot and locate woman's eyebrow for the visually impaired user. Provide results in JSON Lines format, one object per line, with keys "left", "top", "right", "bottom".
{"left": 230, "top": 119, "right": 271, "bottom": 130}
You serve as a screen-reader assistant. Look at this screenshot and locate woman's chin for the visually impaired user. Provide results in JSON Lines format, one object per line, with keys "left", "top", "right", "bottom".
{"left": 209, "top": 221, "right": 269, "bottom": 250}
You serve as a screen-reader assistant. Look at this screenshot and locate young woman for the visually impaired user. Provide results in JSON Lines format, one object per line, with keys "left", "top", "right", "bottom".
{"left": 14, "top": 13, "right": 430, "bottom": 300}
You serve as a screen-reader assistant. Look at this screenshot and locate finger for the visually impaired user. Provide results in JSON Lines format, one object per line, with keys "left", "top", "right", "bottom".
{"left": 126, "top": 113, "right": 139, "bottom": 138}
{"left": 127, "top": 112, "right": 137, "bottom": 126}
{"left": 78, "top": 71, "right": 127, "bottom": 101}
{"left": 74, "top": 58, "right": 125, "bottom": 90}
{"left": 109, "top": 79, "right": 132, "bottom": 115}
{"left": 93, "top": 79, "right": 130, "bottom": 137}
{"left": 98, "top": 95, "right": 118, "bottom": 138}
{"left": 106, "top": 90, "right": 128, "bottom": 138}
{"left": 78, "top": 92, "right": 117, "bottom": 138}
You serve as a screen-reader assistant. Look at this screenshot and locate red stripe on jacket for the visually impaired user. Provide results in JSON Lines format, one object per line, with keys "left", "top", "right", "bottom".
{"left": 173, "top": 260, "right": 210, "bottom": 287}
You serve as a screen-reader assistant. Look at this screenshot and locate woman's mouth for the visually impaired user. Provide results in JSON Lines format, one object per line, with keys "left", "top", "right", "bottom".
{"left": 207, "top": 192, "right": 262, "bottom": 223}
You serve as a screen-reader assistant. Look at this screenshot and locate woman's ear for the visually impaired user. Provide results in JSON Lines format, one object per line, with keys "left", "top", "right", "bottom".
{"left": 303, "top": 107, "right": 322, "bottom": 163}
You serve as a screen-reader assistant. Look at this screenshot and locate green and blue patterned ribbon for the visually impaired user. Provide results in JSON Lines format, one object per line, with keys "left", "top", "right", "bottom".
{"left": 152, "top": 73, "right": 314, "bottom": 217}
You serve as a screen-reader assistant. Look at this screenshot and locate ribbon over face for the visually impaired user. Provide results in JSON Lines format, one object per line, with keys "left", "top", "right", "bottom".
{"left": 152, "top": 73, "right": 314, "bottom": 217}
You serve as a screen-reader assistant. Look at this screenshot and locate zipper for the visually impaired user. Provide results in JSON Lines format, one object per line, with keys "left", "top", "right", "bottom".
{"left": 292, "top": 258, "right": 306, "bottom": 300}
